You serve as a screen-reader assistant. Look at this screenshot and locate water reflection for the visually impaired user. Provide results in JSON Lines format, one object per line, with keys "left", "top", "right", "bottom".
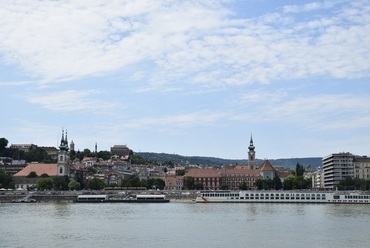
{"left": 1, "top": 202, "right": 370, "bottom": 248}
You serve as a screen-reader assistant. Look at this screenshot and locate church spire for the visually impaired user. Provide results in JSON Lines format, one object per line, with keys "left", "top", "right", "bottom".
{"left": 248, "top": 134, "right": 256, "bottom": 170}
{"left": 248, "top": 134, "right": 255, "bottom": 151}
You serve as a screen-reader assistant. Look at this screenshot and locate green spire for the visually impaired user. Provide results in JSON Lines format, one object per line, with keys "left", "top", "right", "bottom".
{"left": 248, "top": 134, "right": 255, "bottom": 151}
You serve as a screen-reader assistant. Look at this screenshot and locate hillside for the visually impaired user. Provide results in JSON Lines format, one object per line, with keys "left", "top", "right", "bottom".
{"left": 135, "top": 152, "right": 322, "bottom": 170}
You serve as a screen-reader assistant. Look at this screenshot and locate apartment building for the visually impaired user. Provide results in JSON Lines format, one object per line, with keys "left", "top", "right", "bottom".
{"left": 322, "top": 152, "right": 354, "bottom": 190}
{"left": 353, "top": 156, "right": 370, "bottom": 180}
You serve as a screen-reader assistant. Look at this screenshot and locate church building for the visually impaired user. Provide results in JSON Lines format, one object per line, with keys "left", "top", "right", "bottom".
{"left": 13, "top": 129, "right": 72, "bottom": 189}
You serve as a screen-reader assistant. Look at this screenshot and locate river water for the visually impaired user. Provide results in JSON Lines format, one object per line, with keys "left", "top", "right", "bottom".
{"left": 1, "top": 202, "right": 369, "bottom": 248}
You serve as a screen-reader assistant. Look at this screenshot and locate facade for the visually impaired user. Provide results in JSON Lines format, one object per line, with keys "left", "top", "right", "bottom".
{"left": 39, "top": 146, "right": 59, "bottom": 161}
{"left": 10, "top": 144, "right": 37, "bottom": 152}
{"left": 0, "top": 158, "right": 26, "bottom": 175}
{"left": 185, "top": 136, "right": 277, "bottom": 190}
{"left": 13, "top": 163, "right": 58, "bottom": 189}
{"left": 57, "top": 130, "right": 70, "bottom": 176}
{"left": 111, "top": 145, "right": 130, "bottom": 157}
{"left": 248, "top": 135, "right": 256, "bottom": 170}
{"left": 353, "top": 156, "right": 370, "bottom": 180}
{"left": 311, "top": 169, "right": 323, "bottom": 189}
{"left": 322, "top": 152, "right": 354, "bottom": 190}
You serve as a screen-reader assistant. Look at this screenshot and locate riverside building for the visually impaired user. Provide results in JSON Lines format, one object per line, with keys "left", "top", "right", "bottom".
{"left": 322, "top": 152, "right": 354, "bottom": 190}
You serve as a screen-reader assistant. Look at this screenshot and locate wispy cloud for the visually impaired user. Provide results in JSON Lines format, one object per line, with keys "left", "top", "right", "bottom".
{"left": 233, "top": 90, "right": 370, "bottom": 131}
{"left": 0, "top": 0, "right": 369, "bottom": 90}
{"left": 25, "top": 89, "right": 121, "bottom": 113}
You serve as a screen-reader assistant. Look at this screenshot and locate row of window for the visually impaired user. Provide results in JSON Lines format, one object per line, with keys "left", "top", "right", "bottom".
{"left": 203, "top": 193, "right": 327, "bottom": 200}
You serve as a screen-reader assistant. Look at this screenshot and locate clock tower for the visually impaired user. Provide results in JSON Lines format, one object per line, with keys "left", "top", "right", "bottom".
{"left": 57, "top": 129, "right": 70, "bottom": 176}
{"left": 248, "top": 134, "right": 256, "bottom": 170}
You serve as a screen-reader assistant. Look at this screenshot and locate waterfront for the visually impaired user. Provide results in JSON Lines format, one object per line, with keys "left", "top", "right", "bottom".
{"left": 1, "top": 202, "right": 369, "bottom": 248}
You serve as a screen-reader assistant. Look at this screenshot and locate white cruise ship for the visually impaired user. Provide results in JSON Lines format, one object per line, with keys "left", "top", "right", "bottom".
{"left": 195, "top": 190, "right": 370, "bottom": 204}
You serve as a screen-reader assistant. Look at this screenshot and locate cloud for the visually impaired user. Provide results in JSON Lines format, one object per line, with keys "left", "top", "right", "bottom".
{"left": 25, "top": 89, "right": 121, "bottom": 113}
{"left": 121, "top": 111, "right": 226, "bottom": 130}
{"left": 233, "top": 90, "right": 370, "bottom": 131}
{"left": 0, "top": 0, "right": 369, "bottom": 91}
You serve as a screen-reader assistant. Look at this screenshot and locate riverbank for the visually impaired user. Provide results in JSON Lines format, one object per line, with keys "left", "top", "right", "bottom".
{"left": 0, "top": 190, "right": 196, "bottom": 203}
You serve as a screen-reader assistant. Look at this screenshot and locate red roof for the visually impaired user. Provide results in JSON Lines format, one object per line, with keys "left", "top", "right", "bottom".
{"left": 259, "top": 160, "right": 276, "bottom": 172}
{"left": 13, "top": 163, "right": 58, "bottom": 177}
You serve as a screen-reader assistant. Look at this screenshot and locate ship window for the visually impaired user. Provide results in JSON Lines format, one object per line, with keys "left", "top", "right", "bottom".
{"left": 334, "top": 195, "right": 340, "bottom": 200}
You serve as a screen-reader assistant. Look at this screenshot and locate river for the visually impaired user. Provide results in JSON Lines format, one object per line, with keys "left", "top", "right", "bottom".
{"left": 1, "top": 202, "right": 369, "bottom": 248}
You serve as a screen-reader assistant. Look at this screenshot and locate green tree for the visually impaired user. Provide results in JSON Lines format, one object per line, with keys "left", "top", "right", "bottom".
{"left": 255, "top": 179, "right": 263, "bottom": 190}
{"left": 36, "top": 178, "right": 54, "bottom": 190}
{"left": 0, "top": 169, "right": 13, "bottom": 188}
{"left": 68, "top": 180, "right": 81, "bottom": 190}
{"left": 0, "top": 138, "right": 8, "bottom": 151}
{"left": 176, "top": 169, "right": 185, "bottom": 176}
{"left": 25, "top": 147, "right": 53, "bottom": 163}
{"left": 220, "top": 183, "right": 229, "bottom": 190}
{"left": 53, "top": 176, "right": 70, "bottom": 190}
{"left": 87, "top": 167, "right": 98, "bottom": 175}
{"left": 272, "top": 176, "right": 283, "bottom": 190}
{"left": 27, "top": 171, "right": 38, "bottom": 178}
{"left": 194, "top": 182, "right": 204, "bottom": 190}
{"left": 183, "top": 176, "right": 194, "bottom": 190}
{"left": 283, "top": 175, "right": 295, "bottom": 190}
{"left": 295, "top": 163, "right": 305, "bottom": 177}
{"left": 88, "top": 177, "right": 105, "bottom": 190}
{"left": 147, "top": 178, "right": 165, "bottom": 190}
{"left": 97, "top": 150, "right": 112, "bottom": 160}
{"left": 239, "top": 181, "right": 248, "bottom": 190}
{"left": 40, "top": 173, "right": 49, "bottom": 178}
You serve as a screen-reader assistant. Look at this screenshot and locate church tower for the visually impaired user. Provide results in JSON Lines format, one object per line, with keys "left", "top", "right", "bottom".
{"left": 57, "top": 129, "right": 70, "bottom": 176}
{"left": 248, "top": 134, "right": 256, "bottom": 170}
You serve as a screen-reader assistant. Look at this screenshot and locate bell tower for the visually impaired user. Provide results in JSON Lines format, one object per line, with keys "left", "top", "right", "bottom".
{"left": 57, "top": 129, "right": 70, "bottom": 176}
{"left": 248, "top": 134, "right": 256, "bottom": 170}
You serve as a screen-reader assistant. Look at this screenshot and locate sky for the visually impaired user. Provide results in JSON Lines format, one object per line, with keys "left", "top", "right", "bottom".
{"left": 1, "top": 0, "right": 370, "bottom": 160}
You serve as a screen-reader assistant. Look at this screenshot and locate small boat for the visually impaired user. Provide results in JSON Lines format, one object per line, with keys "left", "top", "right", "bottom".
{"left": 195, "top": 190, "right": 370, "bottom": 204}
{"left": 76, "top": 194, "right": 170, "bottom": 203}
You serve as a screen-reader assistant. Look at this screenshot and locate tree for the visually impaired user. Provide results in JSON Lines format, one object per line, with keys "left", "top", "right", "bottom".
{"left": 40, "top": 173, "right": 49, "bottom": 178}
{"left": 239, "top": 181, "right": 248, "bottom": 190}
{"left": 26, "top": 171, "right": 38, "bottom": 178}
{"left": 121, "top": 175, "right": 141, "bottom": 188}
{"left": 283, "top": 175, "right": 294, "bottom": 190}
{"left": 295, "top": 163, "right": 305, "bottom": 177}
{"left": 53, "top": 176, "right": 70, "bottom": 190}
{"left": 0, "top": 169, "right": 13, "bottom": 188}
{"left": 255, "top": 179, "right": 263, "bottom": 190}
{"left": 87, "top": 167, "right": 98, "bottom": 175}
{"left": 183, "top": 176, "right": 194, "bottom": 190}
{"left": 0, "top": 138, "right": 8, "bottom": 151}
{"left": 220, "top": 183, "right": 229, "bottom": 190}
{"left": 88, "top": 177, "right": 105, "bottom": 190}
{"left": 147, "top": 178, "right": 165, "bottom": 190}
{"left": 36, "top": 178, "right": 54, "bottom": 190}
{"left": 68, "top": 180, "right": 81, "bottom": 190}
{"left": 272, "top": 176, "right": 282, "bottom": 190}
{"left": 194, "top": 182, "right": 204, "bottom": 190}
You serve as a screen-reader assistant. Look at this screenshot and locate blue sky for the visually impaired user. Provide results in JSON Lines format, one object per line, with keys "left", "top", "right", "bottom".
{"left": 1, "top": 0, "right": 370, "bottom": 159}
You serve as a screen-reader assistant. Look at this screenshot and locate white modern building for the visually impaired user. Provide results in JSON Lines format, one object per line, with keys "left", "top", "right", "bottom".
{"left": 322, "top": 153, "right": 354, "bottom": 190}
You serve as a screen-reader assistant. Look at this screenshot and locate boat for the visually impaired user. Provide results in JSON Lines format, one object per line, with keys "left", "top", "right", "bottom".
{"left": 195, "top": 190, "right": 370, "bottom": 204}
{"left": 76, "top": 194, "right": 170, "bottom": 203}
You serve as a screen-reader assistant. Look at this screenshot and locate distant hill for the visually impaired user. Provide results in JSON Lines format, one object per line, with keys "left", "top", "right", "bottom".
{"left": 135, "top": 152, "right": 322, "bottom": 170}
